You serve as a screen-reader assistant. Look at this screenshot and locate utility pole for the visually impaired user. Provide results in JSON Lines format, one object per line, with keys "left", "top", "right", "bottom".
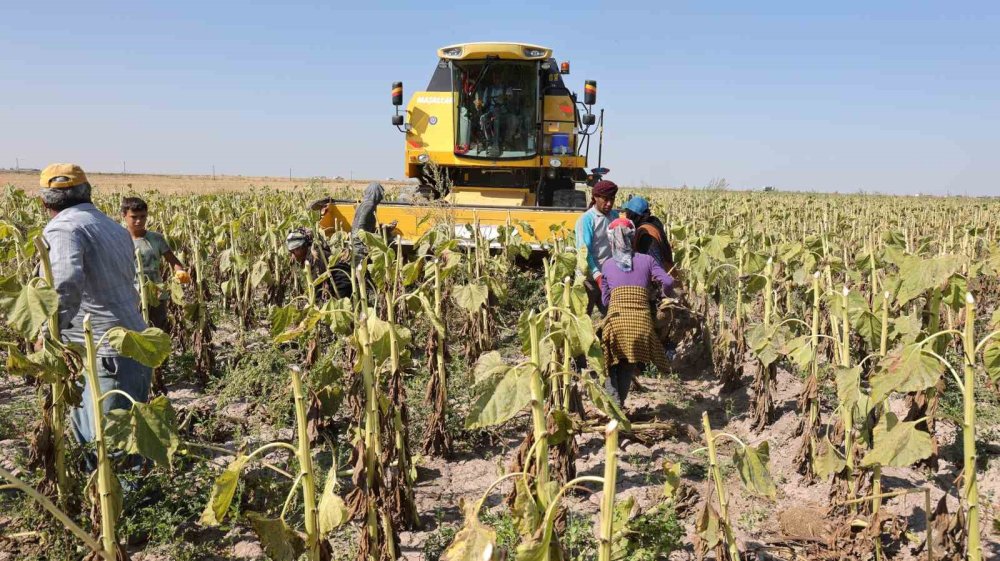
{"left": 289, "top": 168, "right": 292, "bottom": 181}
{"left": 122, "top": 161, "right": 126, "bottom": 175}
{"left": 212, "top": 164, "right": 216, "bottom": 180}
{"left": 15, "top": 158, "right": 19, "bottom": 172}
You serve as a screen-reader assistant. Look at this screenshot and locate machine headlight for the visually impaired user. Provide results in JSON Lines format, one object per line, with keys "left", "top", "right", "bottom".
{"left": 541, "top": 62, "right": 551, "bottom": 70}
{"left": 549, "top": 158, "right": 562, "bottom": 168}
{"left": 418, "top": 154, "right": 430, "bottom": 163}
{"left": 523, "top": 47, "right": 546, "bottom": 58}
{"left": 441, "top": 47, "right": 462, "bottom": 57}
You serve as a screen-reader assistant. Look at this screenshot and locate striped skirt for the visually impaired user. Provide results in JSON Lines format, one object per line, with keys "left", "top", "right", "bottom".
{"left": 600, "top": 285, "right": 671, "bottom": 375}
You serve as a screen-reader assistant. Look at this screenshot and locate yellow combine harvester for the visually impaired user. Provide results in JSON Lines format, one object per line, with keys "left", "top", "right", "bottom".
{"left": 319, "top": 41, "right": 607, "bottom": 247}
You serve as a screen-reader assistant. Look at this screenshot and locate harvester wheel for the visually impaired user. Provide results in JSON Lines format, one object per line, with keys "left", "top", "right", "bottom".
{"left": 551, "top": 188, "right": 587, "bottom": 209}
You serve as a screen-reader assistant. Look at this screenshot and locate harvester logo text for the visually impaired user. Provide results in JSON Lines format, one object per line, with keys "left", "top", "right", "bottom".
{"left": 416, "top": 96, "right": 452, "bottom": 104}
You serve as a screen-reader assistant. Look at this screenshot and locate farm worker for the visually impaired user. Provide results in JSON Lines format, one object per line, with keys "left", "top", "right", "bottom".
{"left": 37, "top": 164, "right": 151, "bottom": 458}
{"left": 285, "top": 227, "right": 353, "bottom": 300}
{"left": 350, "top": 182, "right": 385, "bottom": 262}
{"left": 121, "top": 197, "right": 190, "bottom": 330}
{"left": 622, "top": 195, "right": 679, "bottom": 360}
{"left": 621, "top": 196, "right": 674, "bottom": 272}
{"left": 599, "top": 218, "right": 674, "bottom": 406}
{"left": 575, "top": 180, "right": 620, "bottom": 314}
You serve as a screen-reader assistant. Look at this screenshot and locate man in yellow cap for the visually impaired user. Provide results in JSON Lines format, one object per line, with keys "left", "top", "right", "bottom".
{"left": 38, "top": 163, "right": 152, "bottom": 461}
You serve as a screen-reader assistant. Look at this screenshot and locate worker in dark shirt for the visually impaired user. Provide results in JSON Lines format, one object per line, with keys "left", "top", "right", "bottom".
{"left": 285, "top": 227, "right": 353, "bottom": 301}
{"left": 622, "top": 196, "right": 673, "bottom": 272}
{"left": 350, "top": 182, "right": 385, "bottom": 262}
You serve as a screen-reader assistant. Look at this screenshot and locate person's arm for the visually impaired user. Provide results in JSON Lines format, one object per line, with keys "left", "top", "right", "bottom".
{"left": 158, "top": 234, "right": 190, "bottom": 283}
{"left": 163, "top": 250, "right": 185, "bottom": 271}
{"left": 600, "top": 262, "right": 612, "bottom": 308}
{"left": 45, "top": 225, "right": 84, "bottom": 330}
{"left": 575, "top": 213, "right": 600, "bottom": 279}
{"left": 662, "top": 239, "right": 675, "bottom": 272}
{"left": 649, "top": 256, "right": 675, "bottom": 297}
{"left": 645, "top": 239, "right": 663, "bottom": 266}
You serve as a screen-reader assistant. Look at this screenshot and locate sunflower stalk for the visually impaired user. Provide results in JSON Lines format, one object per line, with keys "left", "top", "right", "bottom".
{"left": 33, "top": 236, "right": 71, "bottom": 507}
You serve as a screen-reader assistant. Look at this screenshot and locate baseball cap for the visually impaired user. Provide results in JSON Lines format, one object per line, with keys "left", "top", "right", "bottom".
{"left": 621, "top": 196, "right": 649, "bottom": 215}
{"left": 40, "top": 163, "right": 89, "bottom": 189}
{"left": 285, "top": 230, "right": 311, "bottom": 251}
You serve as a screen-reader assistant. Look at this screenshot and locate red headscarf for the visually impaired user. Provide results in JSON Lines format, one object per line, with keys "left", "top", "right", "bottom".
{"left": 609, "top": 217, "right": 634, "bottom": 230}
{"left": 592, "top": 180, "right": 618, "bottom": 199}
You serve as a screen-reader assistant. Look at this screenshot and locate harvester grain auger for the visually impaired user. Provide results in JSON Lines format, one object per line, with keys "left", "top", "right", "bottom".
{"left": 318, "top": 42, "right": 609, "bottom": 249}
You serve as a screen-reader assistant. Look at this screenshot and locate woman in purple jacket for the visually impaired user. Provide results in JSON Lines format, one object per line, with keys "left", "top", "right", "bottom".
{"left": 599, "top": 218, "right": 674, "bottom": 406}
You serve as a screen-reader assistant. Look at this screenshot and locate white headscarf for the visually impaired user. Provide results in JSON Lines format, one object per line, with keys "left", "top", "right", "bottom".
{"left": 608, "top": 218, "right": 635, "bottom": 272}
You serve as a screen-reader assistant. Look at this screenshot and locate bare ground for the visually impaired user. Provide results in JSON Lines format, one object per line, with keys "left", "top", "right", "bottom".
{"left": 2, "top": 343, "right": 998, "bottom": 559}
{"left": 141, "top": 360, "right": 998, "bottom": 560}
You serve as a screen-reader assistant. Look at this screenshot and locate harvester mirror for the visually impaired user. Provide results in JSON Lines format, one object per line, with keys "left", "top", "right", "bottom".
{"left": 584, "top": 80, "right": 597, "bottom": 105}
{"left": 581, "top": 113, "right": 596, "bottom": 126}
{"left": 391, "top": 81, "right": 403, "bottom": 106}
{"left": 392, "top": 115, "right": 404, "bottom": 126}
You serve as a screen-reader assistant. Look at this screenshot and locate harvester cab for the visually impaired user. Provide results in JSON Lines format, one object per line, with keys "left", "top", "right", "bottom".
{"left": 320, "top": 42, "right": 606, "bottom": 248}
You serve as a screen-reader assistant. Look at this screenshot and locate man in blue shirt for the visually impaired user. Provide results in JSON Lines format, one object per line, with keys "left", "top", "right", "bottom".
{"left": 38, "top": 163, "right": 151, "bottom": 454}
{"left": 574, "top": 180, "right": 620, "bottom": 314}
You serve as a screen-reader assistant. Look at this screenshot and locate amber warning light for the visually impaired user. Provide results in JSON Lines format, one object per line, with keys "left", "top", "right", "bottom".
{"left": 584, "top": 80, "right": 597, "bottom": 105}
{"left": 391, "top": 82, "right": 403, "bottom": 106}
{"left": 560, "top": 61, "right": 570, "bottom": 74}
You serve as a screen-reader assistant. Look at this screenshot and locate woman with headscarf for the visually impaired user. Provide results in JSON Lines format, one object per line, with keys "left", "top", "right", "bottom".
{"left": 621, "top": 196, "right": 673, "bottom": 272}
{"left": 599, "top": 218, "right": 675, "bottom": 406}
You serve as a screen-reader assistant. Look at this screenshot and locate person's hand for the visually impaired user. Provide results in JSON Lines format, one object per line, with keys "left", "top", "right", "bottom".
{"left": 380, "top": 220, "right": 400, "bottom": 237}
{"left": 174, "top": 269, "right": 192, "bottom": 284}
{"left": 474, "top": 98, "right": 483, "bottom": 110}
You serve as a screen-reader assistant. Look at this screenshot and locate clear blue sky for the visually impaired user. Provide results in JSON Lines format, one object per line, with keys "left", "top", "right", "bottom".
{"left": 2, "top": 2, "right": 998, "bottom": 195}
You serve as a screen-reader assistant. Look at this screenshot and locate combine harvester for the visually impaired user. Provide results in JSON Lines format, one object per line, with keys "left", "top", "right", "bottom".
{"left": 319, "top": 42, "right": 608, "bottom": 248}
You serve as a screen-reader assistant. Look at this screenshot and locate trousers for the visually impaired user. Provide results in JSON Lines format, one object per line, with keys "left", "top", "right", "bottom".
{"left": 71, "top": 355, "right": 152, "bottom": 446}
{"left": 606, "top": 362, "right": 640, "bottom": 406}
{"left": 148, "top": 301, "right": 169, "bottom": 331}
{"left": 583, "top": 277, "right": 608, "bottom": 315}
